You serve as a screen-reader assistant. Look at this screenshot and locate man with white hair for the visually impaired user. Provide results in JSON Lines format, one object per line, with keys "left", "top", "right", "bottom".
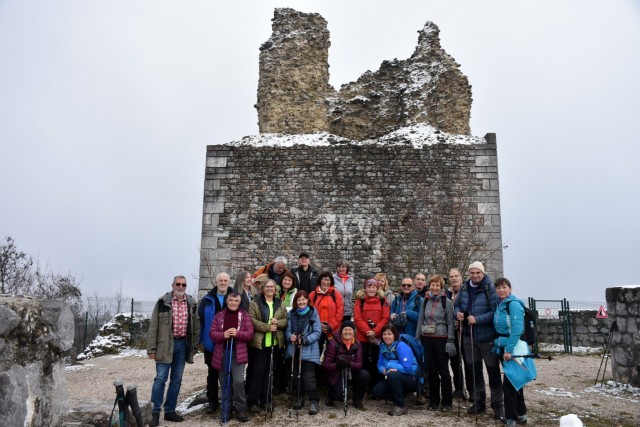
{"left": 253, "top": 255, "right": 289, "bottom": 285}
{"left": 147, "top": 275, "right": 200, "bottom": 426}
{"left": 453, "top": 262, "right": 503, "bottom": 421}
{"left": 198, "top": 272, "right": 231, "bottom": 415}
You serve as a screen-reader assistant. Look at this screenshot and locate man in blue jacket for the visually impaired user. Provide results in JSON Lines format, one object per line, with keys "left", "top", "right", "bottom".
{"left": 198, "top": 272, "right": 230, "bottom": 414}
{"left": 454, "top": 262, "right": 504, "bottom": 420}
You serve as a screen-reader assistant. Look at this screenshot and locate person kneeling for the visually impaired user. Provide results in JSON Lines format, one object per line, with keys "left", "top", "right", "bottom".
{"left": 322, "top": 320, "right": 370, "bottom": 409}
{"left": 371, "top": 325, "right": 418, "bottom": 416}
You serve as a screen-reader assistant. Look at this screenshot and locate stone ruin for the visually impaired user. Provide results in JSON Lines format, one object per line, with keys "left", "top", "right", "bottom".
{"left": 0, "top": 295, "right": 74, "bottom": 427}
{"left": 256, "top": 8, "right": 472, "bottom": 140}
{"left": 606, "top": 286, "right": 640, "bottom": 386}
{"left": 199, "top": 8, "right": 503, "bottom": 293}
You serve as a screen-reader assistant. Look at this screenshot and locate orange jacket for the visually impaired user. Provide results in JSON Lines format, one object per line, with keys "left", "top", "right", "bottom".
{"left": 309, "top": 286, "right": 344, "bottom": 332}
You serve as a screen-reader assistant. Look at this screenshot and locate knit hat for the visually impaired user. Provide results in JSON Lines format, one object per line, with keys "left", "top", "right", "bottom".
{"left": 364, "top": 278, "right": 378, "bottom": 288}
{"left": 468, "top": 261, "right": 485, "bottom": 274}
{"left": 341, "top": 320, "right": 356, "bottom": 331}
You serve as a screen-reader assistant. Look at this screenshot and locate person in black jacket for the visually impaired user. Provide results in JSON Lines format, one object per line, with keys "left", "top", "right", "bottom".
{"left": 291, "top": 252, "right": 318, "bottom": 294}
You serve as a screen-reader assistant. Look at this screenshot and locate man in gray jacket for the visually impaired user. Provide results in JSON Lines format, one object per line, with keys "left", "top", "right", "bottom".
{"left": 147, "top": 275, "right": 200, "bottom": 425}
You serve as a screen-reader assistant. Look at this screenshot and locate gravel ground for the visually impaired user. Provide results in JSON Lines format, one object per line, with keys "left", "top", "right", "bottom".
{"left": 64, "top": 350, "right": 640, "bottom": 427}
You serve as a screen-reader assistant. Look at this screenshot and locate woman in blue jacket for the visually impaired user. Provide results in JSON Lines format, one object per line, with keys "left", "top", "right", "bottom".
{"left": 493, "top": 277, "right": 535, "bottom": 427}
{"left": 371, "top": 324, "right": 418, "bottom": 416}
{"left": 286, "top": 290, "right": 322, "bottom": 415}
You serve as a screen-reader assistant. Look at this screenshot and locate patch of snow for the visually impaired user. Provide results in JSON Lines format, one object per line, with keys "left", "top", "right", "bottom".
{"left": 111, "top": 348, "right": 148, "bottom": 359}
{"left": 65, "top": 364, "right": 95, "bottom": 372}
{"left": 176, "top": 390, "right": 206, "bottom": 415}
{"left": 538, "top": 343, "right": 602, "bottom": 354}
{"left": 535, "top": 387, "right": 580, "bottom": 398}
{"left": 584, "top": 380, "right": 640, "bottom": 402}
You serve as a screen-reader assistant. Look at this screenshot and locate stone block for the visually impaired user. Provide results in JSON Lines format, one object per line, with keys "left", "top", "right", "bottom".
{"left": 475, "top": 156, "right": 498, "bottom": 167}
{"left": 206, "top": 157, "right": 228, "bottom": 168}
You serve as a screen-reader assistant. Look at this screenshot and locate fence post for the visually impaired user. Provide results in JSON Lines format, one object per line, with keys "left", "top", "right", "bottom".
{"left": 83, "top": 311, "right": 88, "bottom": 351}
{"left": 565, "top": 299, "right": 573, "bottom": 353}
{"left": 130, "top": 298, "right": 135, "bottom": 346}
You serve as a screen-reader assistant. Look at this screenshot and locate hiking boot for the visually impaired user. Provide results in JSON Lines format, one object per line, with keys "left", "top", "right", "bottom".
{"left": 149, "top": 413, "right": 160, "bottom": 427}
{"left": 414, "top": 394, "right": 427, "bottom": 405}
{"left": 206, "top": 402, "right": 218, "bottom": 414}
{"left": 236, "top": 411, "right": 249, "bottom": 422}
{"left": 467, "top": 403, "right": 486, "bottom": 414}
{"left": 428, "top": 404, "right": 438, "bottom": 411}
{"left": 517, "top": 415, "right": 528, "bottom": 424}
{"left": 388, "top": 406, "right": 408, "bottom": 416}
{"left": 164, "top": 411, "right": 184, "bottom": 422}
{"left": 506, "top": 420, "right": 517, "bottom": 427}
{"left": 492, "top": 403, "right": 505, "bottom": 421}
{"left": 453, "top": 389, "right": 465, "bottom": 399}
{"left": 248, "top": 404, "right": 261, "bottom": 414}
{"left": 293, "top": 398, "right": 305, "bottom": 410}
{"left": 354, "top": 399, "right": 364, "bottom": 409}
{"left": 325, "top": 398, "right": 334, "bottom": 407}
{"left": 441, "top": 404, "right": 452, "bottom": 412}
{"left": 309, "top": 400, "right": 319, "bottom": 415}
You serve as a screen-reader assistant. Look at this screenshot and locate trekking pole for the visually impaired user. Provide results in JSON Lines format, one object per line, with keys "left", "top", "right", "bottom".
{"left": 221, "top": 338, "right": 234, "bottom": 426}
{"left": 290, "top": 350, "right": 296, "bottom": 395}
{"left": 296, "top": 342, "right": 303, "bottom": 420}
{"left": 457, "top": 325, "right": 463, "bottom": 418}
{"left": 265, "top": 346, "right": 275, "bottom": 421}
{"left": 469, "top": 323, "right": 478, "bottom": 425}
{"left": 595, "top": 321, "right": 617, "bottom": 386}
{"left": 343, "top": 366, "right": 348, "bottom": 417}
{"left": 111, "top": 379, "right": 127, "bottom": 427}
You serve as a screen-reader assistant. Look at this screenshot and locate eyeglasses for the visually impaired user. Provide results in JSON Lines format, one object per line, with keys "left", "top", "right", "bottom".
{"left": 175, "top": 283, "right": 187, "bottom": 288}
{"left": 401, "top": 284, "right": 412, "bottom": 288}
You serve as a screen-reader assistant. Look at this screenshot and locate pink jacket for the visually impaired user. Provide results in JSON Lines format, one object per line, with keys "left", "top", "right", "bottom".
{"left": 210, "top": 308, "right": 254, "bottom": 370}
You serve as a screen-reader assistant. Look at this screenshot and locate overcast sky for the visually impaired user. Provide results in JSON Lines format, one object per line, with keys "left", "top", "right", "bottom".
{"left": 1, "top": 0, "right": 638, "bottom": 304}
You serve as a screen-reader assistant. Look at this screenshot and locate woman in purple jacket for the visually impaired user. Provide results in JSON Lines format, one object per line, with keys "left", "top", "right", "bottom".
{"left": 210, "top": 291, "right": 254, "bottom": 423}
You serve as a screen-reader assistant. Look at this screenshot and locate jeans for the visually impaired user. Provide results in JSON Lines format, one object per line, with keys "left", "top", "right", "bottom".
{"left": 371, "top": 371, "right": 417, "bottom": 407}
{"left": 151, "top": 338, "right": 186, "bottom": 414}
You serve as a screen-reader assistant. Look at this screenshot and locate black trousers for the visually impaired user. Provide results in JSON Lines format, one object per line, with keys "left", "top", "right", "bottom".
{"left": 203, "top": 349, "right": 219, "bottom": 407}
{"left": 449, "top": 327, "right": 465, "bottom": 392}
{"left": 247, "top": 346, "right": 281, "bottom": 407}
{"left": 291, "top": 353, "right": 319, "bottom": 402}
{"left": 328, "top": 368, "right": 370, "bottom": 402}
{"left": 361, "top": 341, "right": 382, "bottom": 391}
{"left": 371, "top": 371, "right": 417, "bottom": 408}
{"left": 422, "top": 336, "right": 453, "bottom": 406}
{"left": 503, "top": 373, "right": 527, "bottom": 421}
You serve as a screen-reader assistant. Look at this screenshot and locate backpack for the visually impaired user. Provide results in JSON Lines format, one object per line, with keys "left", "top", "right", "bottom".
{"left": 398, "top": 333, "right": 426, "bottom": 386}
{"left": 504, "top": 300, "right": 537, "bottom": 345}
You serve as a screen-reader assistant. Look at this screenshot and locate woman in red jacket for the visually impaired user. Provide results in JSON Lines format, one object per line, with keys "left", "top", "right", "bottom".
{"left": 354, "top": 278, "right": 390, "bottom": 390}
{"left": 309, "top": 271, "right": 344, "bottom": 353}
{"left": 210, "top": 291, "right": 254, "bottom": 423}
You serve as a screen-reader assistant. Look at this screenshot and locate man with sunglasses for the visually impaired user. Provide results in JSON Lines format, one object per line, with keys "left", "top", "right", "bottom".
{"left": 147, "top": 275, "right": 200, "bottom": 426}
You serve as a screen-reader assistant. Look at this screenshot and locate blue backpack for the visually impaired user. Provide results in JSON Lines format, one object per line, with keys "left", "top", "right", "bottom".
{"left": 399, "top": 333, "right": 426, "bottom": 385}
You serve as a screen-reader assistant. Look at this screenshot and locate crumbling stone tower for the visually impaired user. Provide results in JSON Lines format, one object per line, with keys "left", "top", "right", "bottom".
{"left": 256, "top": 8, "right": 472, "bottom": 140}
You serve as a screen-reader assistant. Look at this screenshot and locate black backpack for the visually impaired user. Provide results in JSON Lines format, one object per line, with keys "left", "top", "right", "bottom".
{"left": 504, "top": 300, "right": 537, "bottom": 345}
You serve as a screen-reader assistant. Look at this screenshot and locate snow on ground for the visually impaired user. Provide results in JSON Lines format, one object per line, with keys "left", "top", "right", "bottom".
{"left": 110, "top": 348, "right": 148, "bottom": 358}
{"left": 584, "top": 381, "right": 640, "bottom": 402}
{"left": 65, "top": 363, "right": 95, "bottom": 372}
{"left": 176, "top": 390, "right": 206, "bottom": 415}
{"left": 538, "top": 343, "right": 603, "bottom": 354}
{"left": 536, "top": 387, "right": 581, "bottom": 398}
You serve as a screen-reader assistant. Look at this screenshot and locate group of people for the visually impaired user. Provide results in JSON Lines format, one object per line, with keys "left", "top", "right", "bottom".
{"left": 146, "top": 255, "right": 536, "bottom": 426}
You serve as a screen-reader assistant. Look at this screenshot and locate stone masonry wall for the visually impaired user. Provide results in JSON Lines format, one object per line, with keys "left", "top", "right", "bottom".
{"left": 198, "top": 132, "right": 503, "bottom": 294}
{"left": 606, "top": 286, "right": 640, "bottom": 386}
{"left": 537, "top": 311, "right": 611, "bottom": 348}
{"left": 257, "top": 8, "right": 472, "bottom": 141}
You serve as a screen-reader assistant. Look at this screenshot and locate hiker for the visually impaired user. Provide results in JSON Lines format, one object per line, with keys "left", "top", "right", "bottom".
{"left": 210, "top": 290, "right": 253, "bottom": 422}
{"left": 414, "top": 272, "right": 428, "bottom": 298}
{"left": 286, "top": 290, "right": 322, "bottom": 415}
{"left": 278, "top": 270, "right": 298, "bottom": 311}
{"left": 371, "top": 325, "right": 418, "bottom": 416}
{"left": 332, "top": 259, "right": 355, "bottom": 322}
{"left": 493, "top": 277, "right": 536, "bottom": 426}
{"left": 447, "top": 267, "right": 467, "bottom": 398}
{"left": 322, "top": 320, "right": 370, "bottom": 409}
{"left": 253, "top": 256, "right": 289, "bottom": 285}
{"left": 390, "top": 277, "right": 422, "bottom": 337}
{"left": 291, "top": 252, "right": 318, "bottom": 294}
{"left": 246, "top": 279, "right": 288, "bottom": 412}
{"left": 454, "top": 261, "right": 504, "bottom": 420}
{"left": 309, "top": 271, "right": 344, "bottom": 354}
{"left": 147, "top": 276, "right": 200, "bottom": 426}
{"left": 416, "top": 274, "right": 455, "bottom": 411}
{"left": 374, "top": 272, "right": 395, "bottom": 306}
{"left": 354, "top": 278, "right": 390, "bottom": 389}
{"left": 198, "top": 272, "right": 230, "bottom": 415}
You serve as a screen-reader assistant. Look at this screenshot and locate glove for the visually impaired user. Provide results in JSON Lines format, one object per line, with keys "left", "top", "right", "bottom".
{"left": 446, "top": 341, "right": 457, "bottom": 358}
{"left": 298, "top": 336, "right": 307, "bottom": 346}
{"left": 336, "top": 357, "right": 349, "bottom": 370}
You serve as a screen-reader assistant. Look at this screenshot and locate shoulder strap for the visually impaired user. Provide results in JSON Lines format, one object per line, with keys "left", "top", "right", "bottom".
{"left": 440, "top": 295, "right": 447, "bottom": 311}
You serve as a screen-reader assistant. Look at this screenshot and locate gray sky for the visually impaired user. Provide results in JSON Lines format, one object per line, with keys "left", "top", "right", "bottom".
{"left": 1, "top": 0, "right": 638, "bottom": 303}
